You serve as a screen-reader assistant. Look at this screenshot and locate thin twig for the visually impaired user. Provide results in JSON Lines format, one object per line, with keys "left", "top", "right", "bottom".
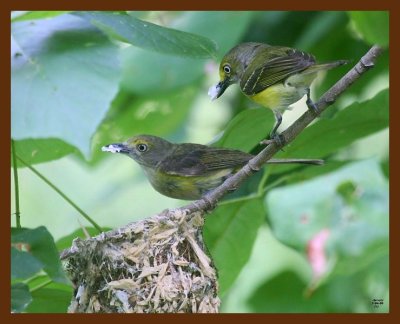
{"left": 16, "top": 155, "right": 103, "bottom": 233}
{"left": 11, "top": 140, "right": 21, "bottom": 228}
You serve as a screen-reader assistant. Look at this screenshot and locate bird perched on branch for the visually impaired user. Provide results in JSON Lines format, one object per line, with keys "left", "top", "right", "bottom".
{"left": 208, "top": 42, "right": 347, "bottom": 141}
{"left": 102, "top": 135, "right": 323, "bottom": 200}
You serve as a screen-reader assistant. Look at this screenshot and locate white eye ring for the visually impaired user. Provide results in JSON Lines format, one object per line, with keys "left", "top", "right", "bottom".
{"left": 223, "top": 65, "right": 231, "bottom": 74}
{"left": 137, "top": 144, "right": 148, "bottom": 152}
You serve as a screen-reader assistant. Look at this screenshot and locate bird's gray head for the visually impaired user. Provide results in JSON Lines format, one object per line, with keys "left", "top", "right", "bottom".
{"left": 209, "top": 42, "right": 267, "bottom": 100}
{"left": 102, "top": 135, "right": 175, "bottom": 169}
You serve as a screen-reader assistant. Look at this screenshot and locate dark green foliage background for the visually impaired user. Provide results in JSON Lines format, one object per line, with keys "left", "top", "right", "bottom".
{"left": 11, "top": 11, "right": 389, "bottom": 313}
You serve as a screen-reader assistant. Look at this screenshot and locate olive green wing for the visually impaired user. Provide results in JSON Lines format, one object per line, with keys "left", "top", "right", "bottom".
{"left": 240, "top": 47, "right": 316, "bottom": 95}
{"left": 159, "top": 145, "right": 253, "bottom": 177}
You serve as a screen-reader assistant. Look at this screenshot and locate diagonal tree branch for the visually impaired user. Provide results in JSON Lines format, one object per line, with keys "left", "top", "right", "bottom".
{"left": 183, "top": 44, "right": 384, "bottom": 213}
{"left": 60, "top": 45, "right": 384, "bottom": 261}
{"left": 60, "top": 45, "right": 384, "bottom": 313}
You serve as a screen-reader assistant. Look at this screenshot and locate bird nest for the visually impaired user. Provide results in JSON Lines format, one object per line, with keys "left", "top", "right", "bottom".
{"left": 62, "top": 208, "right": 220, "bottom": 313}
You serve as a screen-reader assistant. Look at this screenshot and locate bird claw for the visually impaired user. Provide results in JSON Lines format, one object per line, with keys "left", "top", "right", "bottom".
{"left": 261, "top": 133, "right": 285, "bottom": 148}
{"left": 248, "top": 161, "right": 260, "bottom": 172}
{"left": 306, "top": 98, "right": 320, "bottom": 114}
{"left": 260, "top": 139, "right": 274, "bottom": 146}
{"left": 227, "top": 186, "right": 238, "bottom": 193}
{"left": 306, "top": 88, "right": 320, "bottom": 115}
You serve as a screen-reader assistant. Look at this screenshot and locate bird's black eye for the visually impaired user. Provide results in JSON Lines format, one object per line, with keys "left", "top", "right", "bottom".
{"left": 223, "top": 64, "right": 231, "bottom": 74}
{"left": 137, "top": 143, "right": 148, "bottom": 152}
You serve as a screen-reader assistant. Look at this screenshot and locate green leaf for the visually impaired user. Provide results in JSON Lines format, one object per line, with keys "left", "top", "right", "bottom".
{"left": 333, "top": 240, "right": 388, "bottom": 277}
{"left": 306, "top": 15, "right": 388, "bottom": 99}
{"left": 121, "top": 11, "right": 253, "bottom": 95}
{"left": 275, "top": 89, "right": 389, "bottom": 169}
{"left": 172, "top": 11, "right": 254, "bottom": 60}
{"left": 349, "top": 11, "right": 389, "bottom": 47}
{"left": 266, "top": 159, "right": 388, "bottom": 255}
{"left": 11, "top": 283, "right": 32, "bottom": 313}
{"left": 11, "top": 11, "right": 71, "bottom": 22}
{"left": 56, "top": 227, "right": 111, "bottom": 251}
{"left": 74, "top": 11, "right": 217, "bottom": 59}
{"left": 336, "top": 180, "right": 358, "bottom": 204}
{"left": 25, "top": 286, "right": 72, "bottom": 313}
{"left": 212, "top": 109, "right": 274, "bottom": 152}
{"left": 11, "top": 227, "right": 69, "bottom": 284}
{"left": 11, "top": 247, "right": 43, "bottom": 280}
{"left": 246, "top": 271, "right": 329, "bottom": 312}
{"left": 295, "top": 11, "right": 348, "bottom": 50}
{"left": 246, "top": 264, "right": 388, "bottom": 313}
{"left": 121, "top": 48, "right": 203, "bottom": 95}
{"left": 248, "top": 11, "right": 315, "bottom": 47}
{"left": 381, "top": 155, "right": 389, "bottom": 178}
{"left": 11, "top": 14, "right": 121, "bottom": 158}
{"left": 204, "top": 198, "right": 265, "bottom": 295}
{"left": 12, "top": 138, "right": 78, "bottom": 167}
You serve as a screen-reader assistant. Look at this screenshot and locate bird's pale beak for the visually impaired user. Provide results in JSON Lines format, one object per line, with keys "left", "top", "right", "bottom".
{"left": 101, "top": 143, "right": 130, "bottom": 154}
{"left": 208, "top": 77, "right": 231, "bottom": 101}
{"left": 217, "top": 78, "right": 230, "bottom": 98}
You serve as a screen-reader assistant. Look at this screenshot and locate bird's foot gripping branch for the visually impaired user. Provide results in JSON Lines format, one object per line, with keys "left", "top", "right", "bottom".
{"left": 60, "top": 45, "right": 383, "bottom": 313}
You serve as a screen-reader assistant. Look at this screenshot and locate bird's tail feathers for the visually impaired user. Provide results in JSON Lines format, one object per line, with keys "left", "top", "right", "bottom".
{"left": 267, "top": 158, "right": 324, "bottom": 165}
{"left": 304, "top": 60, "right": 349, "bottom": 74}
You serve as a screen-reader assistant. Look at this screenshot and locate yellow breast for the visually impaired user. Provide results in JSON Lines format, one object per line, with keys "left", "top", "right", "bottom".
{"left": 250, "top": 84, "right": 290, "bottom": 111}
{"left": 248, "top": 72, "right": 318, "bottom": 112}
{"left": 142, "top": 167, "right": 233, "bottom": 200}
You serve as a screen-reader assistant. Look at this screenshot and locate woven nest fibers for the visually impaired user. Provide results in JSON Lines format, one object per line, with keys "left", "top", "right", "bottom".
{"left": 63, "top": 209, "right": 220, "bottom": 313}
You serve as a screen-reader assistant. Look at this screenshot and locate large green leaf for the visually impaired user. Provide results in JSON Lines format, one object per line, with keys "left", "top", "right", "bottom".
{"left": 11, "top": 14, "right": 121, "bottom": 158}
{"left": 295, "top": 11, "right": 347, "bottom": 50}
{"left": 266, "top": 159, "right": 388, "bottom": 255}
{"left": 17, "top": 275, "right": 73, "bottom": 313}
{"left": 262, "top": 159, "right": 388, "bottom": 311}
{"left": 246, "top": 246, "right": 389, "bottom": 313}
{"left": 212, "top": 108, "right": 274, "bottom": 152}
{"left": 349, "top": 11, "right": 389, "bottom": 47}
{"left": 12, "top": 11, "right": 71, "bottom": 22}
{"left": 274, "top": 89, "right": 389, "bottom": 172}
{"left": 11, "top": 247, "right": 43, "bottom": 280}
{"left": 11, "top": 283, "right": 32, "bottom": 313}
{"left": 74, "top": 11, "right": 217, "bottom": 59}
{"left": 286, "top": 11, "right": 389, "bottom": 101}
{"left": 381, "top": 155, "right": 389, "bottom": 179}
{"left": 246, "top": 271, "right": 329, "bottom": 312}
{"left": 204, "top": 198, "right": 265, "bottom": 295}
{"left": 246, "top": 262, "right": 388, "bottom": 313}
{"left": 25, "top": 286, "right": 72, "bottom": 313}
{"left": 172, "top": 11, "right": 254, "bottom": 60}
{"left": 121, "top": 11, "right": 254, "bottom": 95}
{"left": 11, "top": 227, "right": 69, "bottom": 284}
{"left": 12, "top": 138, "right": 78, "bottom": 167}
